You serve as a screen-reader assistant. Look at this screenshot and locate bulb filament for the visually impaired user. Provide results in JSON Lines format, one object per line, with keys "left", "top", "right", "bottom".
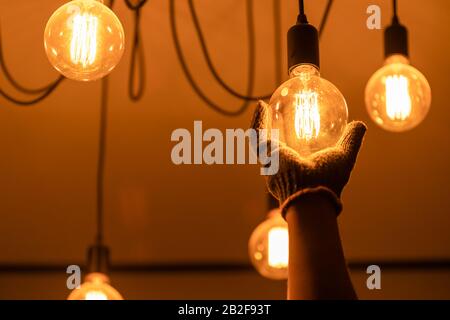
{"left": 268, "top": 227, "right": 289, "bottom": 269}
{"left": 294, "top": 90, "right": 321, "bottom": 140}
{"left": 385, "top": 75, "right": 412, "bottom": 121}
{"left": 70, "top": 13, "right": 99, "bottom": 67}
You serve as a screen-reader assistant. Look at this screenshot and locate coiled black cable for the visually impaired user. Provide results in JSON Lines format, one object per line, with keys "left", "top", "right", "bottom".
{"left": 188, "top": 0, "right": 272, "bottom": 101}
{"left": 169, "top": 0, "right": 255, "bottom": 116}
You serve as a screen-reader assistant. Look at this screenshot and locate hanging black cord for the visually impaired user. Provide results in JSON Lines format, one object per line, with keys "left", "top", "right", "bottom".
{"left": 318, "top": 0, "right": 333, "bottom": 38}
{"left": 128, "top": 9, "right": 146, "bottom": 101}
{"left": 0, "top": 77, "right": 64, "bottom": 106}
{"left": 273, "top": 0, "right": 282, "bottom": 86}
{"left": 124, "top": 0, "right": 147, "bottom": 10}
{"left": 124, "top": 0, "right": 148, "bottom": 101}
{"left": 0, "top": 27, "right": 63, "bottom": 94}
{"left": 0, "top": 24, "right": 65, "bottom": 104}
{"left": 392, "top": 0, "right": 399, "bottom": 23}
{"left": 95, "top": 76, "right": 110, "bottom": 246}
{"left": 188, "top": 0, "right": 271, "bottom": 101}
{"left": 298, "top": 0, "right": 308, "bottom": 23}
{"left": 169, "top": 0, "right": 254, "bottom": 116}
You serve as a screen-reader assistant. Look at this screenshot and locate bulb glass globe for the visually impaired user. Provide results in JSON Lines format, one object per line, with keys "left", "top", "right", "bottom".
{"left": 249, "top": 210, "right": 289, "bottom": 280}
{"left": 269, "top": 64, "right": 348, "bottom": 157}
{"left": 44, "top": 0, "right": 125, "bottom": 81}
{"left": 67, "top": 272, "right": 123, "bottom": 300}
{"left": 365, "top": 54, "right": 431, "bottom": 132}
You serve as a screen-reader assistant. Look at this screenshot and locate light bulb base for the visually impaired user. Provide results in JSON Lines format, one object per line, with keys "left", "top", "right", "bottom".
{"left": 87, "top": 244, "right": 110, "bottom": 274}
{"left": 287, "top": 22, "right": 320, "bottom": 73}
{"left": 384, "top": 22, "right": 409, "bottom": 58}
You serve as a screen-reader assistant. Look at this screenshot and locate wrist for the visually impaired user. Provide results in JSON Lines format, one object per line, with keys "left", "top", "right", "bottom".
{"left": 280, "top": 186, "right": 343, "bottom": 220}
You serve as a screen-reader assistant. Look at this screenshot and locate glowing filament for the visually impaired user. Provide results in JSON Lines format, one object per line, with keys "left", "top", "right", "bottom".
{"left": 385, "top": 75, "right": 412, "bottom": 121}
{"left": 85, "top": 290, "right": 108, "bottom": 300}
{"left": 268, "top": 227, "right": 289, "bottom": 269}
{"left": 70, "top": 13, "right": 98, "bottom": 67}
{"left": 294, "top": 91, "right": 320, "bottom": 140}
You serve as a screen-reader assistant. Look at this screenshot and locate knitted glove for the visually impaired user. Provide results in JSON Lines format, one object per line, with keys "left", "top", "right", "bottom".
{"left": 251, "top": 101, "right": 367, "bottom": 218}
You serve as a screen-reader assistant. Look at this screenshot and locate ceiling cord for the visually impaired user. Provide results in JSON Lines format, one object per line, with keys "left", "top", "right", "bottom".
{"left": 188, "top": 0, "right": 271, "bottom": 101}
{"left": 318, "top": 0, "right": 333, "bottom": 38}
{"left": 169, "top": 0, "right": 254, "bottom": 116}
{"left": 273, "top": 0, "right": 282, "bottom": 86}
{"left": 392, "top": 0, "right": 399, "bottom": 23}
{"left": 95, "top": 76, "right": 110, "bottom": 246}
{"left": 0, "top": 77, "right": 64, "bottom": 106}
{"left": 128, "top": 8, "right": 146, "bottom": 101}
{"left": 298, "top": 0, "right": 308, "bottom": 23}
{"left": 0, "top": 24, "right": 65, "bottom": 104}
{"left": 124, "top": 0, "right": 148, "bottom": 11}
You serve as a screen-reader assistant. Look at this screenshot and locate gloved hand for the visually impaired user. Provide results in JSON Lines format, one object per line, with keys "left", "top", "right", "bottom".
{"left": 251, "top": 101, "right": 367, "bottom": 218}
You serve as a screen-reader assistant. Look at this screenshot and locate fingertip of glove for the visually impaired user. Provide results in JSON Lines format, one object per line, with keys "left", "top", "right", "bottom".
{"left": 347, "top": 121, "right": 368, "bottom": 135}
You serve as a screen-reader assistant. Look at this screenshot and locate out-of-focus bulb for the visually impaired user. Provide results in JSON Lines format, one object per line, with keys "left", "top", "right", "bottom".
{"left": 365, "top": 54, "right": 431, "bottom": 132}
{"left": 67, "top": 272, "right": 123, "bottom": 300}
{"left": 249, "top": 209, "right": 288, "bottom": 280}
{"left": 269, "top": 64, "right": 348, "bottom": 157}
{"left": 44, "top": 0, "right": 125, "bottom": 81}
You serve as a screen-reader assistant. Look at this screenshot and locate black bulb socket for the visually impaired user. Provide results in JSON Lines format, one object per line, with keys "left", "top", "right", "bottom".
{"left": 87, "top": 244, "right": 110, "bottom": 274}
{"left": 287, "top": 19, "right": 320, "bottom": 73}
{"left": 384, "top": 20, "right": 409, "bottom": 58}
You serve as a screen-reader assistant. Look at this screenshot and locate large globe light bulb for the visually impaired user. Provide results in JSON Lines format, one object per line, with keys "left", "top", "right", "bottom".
{"left": 365, "top": 54, "right": 431, "bottom": 132}
{"left": 269, "top": 64, "right": 348, "bottom": 156}
{"left": 249, "top": 210, "right": 289, "bottom": 280}
{"left": 44, "top": 0, "right": 125, "bottom": 81}
{"left": 67, "top": 272, "right": 123, "bottom": 300}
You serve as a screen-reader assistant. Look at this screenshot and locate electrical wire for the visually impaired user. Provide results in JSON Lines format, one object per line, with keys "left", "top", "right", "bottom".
{"left": 298, "top": 0, "right": 308, "bottom": 23}
{"left": 273, "top": 0, "right": 282, "bottom": 86}
{"left": 0, "top": 29, "right": 63, "bottom": 94}
{"left": 124, "top": 0, "right": 148, "bottom": 11}
{"left": 318, "top": 0, "right": 333, "bottom": 38}
{"left": 392, "top": 0, "right": 399, "bottom": 23}
{"left": 0, "top": 77, "right": 64, "bottom": 106}
{"left": 169, "top": 0, "right": 254, "bottom": 116}
{"left": 0, "top": 24, "right": 65, "bottom": 104}
{"left": 188, "top": 0, "right": 271, "bottom": 101}
{"left": 123, "top": 0, "right": 148, "bottom": 101}
{"left": 128, "top": 9, "right": 146, "bottom": 101}
{"left": 95, "top": 76, "right": 110, "bottom": 246}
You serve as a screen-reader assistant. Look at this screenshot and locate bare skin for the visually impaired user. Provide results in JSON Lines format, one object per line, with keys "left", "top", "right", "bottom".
{"left": 285, "top": 194, "right": 357, "bottom": 300}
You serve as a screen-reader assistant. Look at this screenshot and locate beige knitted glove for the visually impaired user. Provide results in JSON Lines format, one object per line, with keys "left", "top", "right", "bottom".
{"left": 251, "top": 101, "right": 367, "bottom": 218}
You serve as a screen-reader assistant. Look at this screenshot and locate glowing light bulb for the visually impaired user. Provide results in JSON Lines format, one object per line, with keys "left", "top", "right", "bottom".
{"left": 270, "top": 65, "right": 348, "bottom": 157}
{"left": 44, "top": 0, "right": 125, "bottom": 81}
{"left": 249, "top": 210, "right": 288, "bottom": 280}
{"left": 67, "top": 272, "right": 123, "bottom": 300}
{"left": 365, "top": 54, "right": 431, "bottom": 132}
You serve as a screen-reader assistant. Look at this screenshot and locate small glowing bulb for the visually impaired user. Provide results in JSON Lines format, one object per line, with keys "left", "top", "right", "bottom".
{"left": 267, "top": 227, "right": 289, "bottom": 269}
{"left": 249, "top": 210, "right": 288, "bottom": 280}
{"left": 67, "top": 272, "right": 123, "bottom": 300}
{"left": 270, "top": 65, "right": 348, "bottom": 156}
{"left": 44, "top": 0, "right": 125, "bottom": 81}
{"left": 365, "top": 54, "right": 431, "bottom": 132}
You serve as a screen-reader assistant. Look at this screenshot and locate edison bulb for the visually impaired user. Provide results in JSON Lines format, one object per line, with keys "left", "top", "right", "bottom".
{"left": 67, "top": 272, "right": 123, "bottom": 300}
{"left": 249, "top": 209, "right": 289, "bottom": 280}
{"left": 365, "top": 54, "right": 431, "bottom": 132}
{"left": 44, "top": 0, "right": 125, "bottom": 81}
{"left": 269, "top": 64, "right": 348, "bottom": 157}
